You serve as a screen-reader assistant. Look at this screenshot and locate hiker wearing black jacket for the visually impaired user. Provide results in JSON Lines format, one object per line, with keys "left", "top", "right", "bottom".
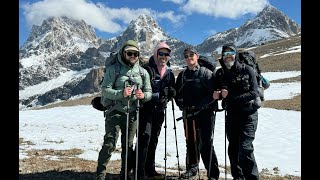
{"left": 174, "top": 47, "right": 220, "bottom": 180}
{"left": 136, "top": 41, "right": 176, "bottom": 179}
{"left": 213, "top": 43, "right": 260, "bottom": 180}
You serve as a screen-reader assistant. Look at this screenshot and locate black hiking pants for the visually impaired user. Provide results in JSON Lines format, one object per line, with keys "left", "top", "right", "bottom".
{"left": 136, "top": 107, "right": 165, "bottom": 177}
{"left": 226, "top": 109, "right": 259, "bottom": 180}
{"left": 183, "top": 109, "right": 220, "bottom": 179}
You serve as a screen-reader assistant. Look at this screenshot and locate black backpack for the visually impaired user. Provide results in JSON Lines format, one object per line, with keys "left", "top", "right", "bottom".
{"left": 198, "top": 55, "right": 217, "bottom": 72}
{"left": 238, "top": 50, "right": 270, "bottom": 101}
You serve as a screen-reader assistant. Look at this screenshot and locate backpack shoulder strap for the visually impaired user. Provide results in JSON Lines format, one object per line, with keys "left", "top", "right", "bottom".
{"left": 198, "top": 66, "right": 209, "bottom": 89}
{"left": 143, "top": 65, "right": 156, "bottom": 81}
{"left": 177, "top": 68, "right": 187, "bottom": 93}
{"left": 180, "top": 68, "right": 187, "bottom": 87}
{"left": 111, "top": 62, "right": 121, "bottom": 87}
{"left": 138, "top": 65, "right": 146, "bottom": 82}
{"left": 199, "top": 66, "right": 208, "bottom": 77}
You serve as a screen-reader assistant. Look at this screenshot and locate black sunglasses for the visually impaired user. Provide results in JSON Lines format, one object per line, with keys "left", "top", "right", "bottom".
{"left": 184, "top": 53, "right": 195, "bottom": 59}
{"left": 158, "top": 51, "right": 170, "bottom": 57}
{"left": 126, "top": 51, "right": 139, "bottom": 57}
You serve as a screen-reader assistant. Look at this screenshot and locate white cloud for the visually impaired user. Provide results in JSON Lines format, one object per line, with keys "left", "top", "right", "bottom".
{"left": 181, "top": 0, "right": 269, "bottom": 19}
{"left": 162, "top": 0, "right": 186, "bottom": 4}
{"left": 156, "top": 11, "right": 186, "bottom": 25}
{"left": 21, "top": 0, "right": 122, "bottom": 33}
{"left": 21, "top": 0, "right": 186, "bottom": 34}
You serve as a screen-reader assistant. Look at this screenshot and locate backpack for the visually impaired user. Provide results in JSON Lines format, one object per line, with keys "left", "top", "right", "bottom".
{"left": 198, "top": 55, "right": 217, "bottom": 73}
{"left": 91, "top": 52, "right": 146, "bottom": 111}
{"left": 238, "top": 50, "right": 270, "bottom": 101}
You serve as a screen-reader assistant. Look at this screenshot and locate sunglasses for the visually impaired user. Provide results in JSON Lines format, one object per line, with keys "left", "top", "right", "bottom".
{"left": 184, "top": 53, "right": 195, "bottom": 59}
{"left": 223, "top": 51, "right": 236, "bottom": 56}
{"left": 126, "top": 51, "right": 139, "bottom": 57}
{"left": 158, "top": 51, "right": 170, "bottom": 57}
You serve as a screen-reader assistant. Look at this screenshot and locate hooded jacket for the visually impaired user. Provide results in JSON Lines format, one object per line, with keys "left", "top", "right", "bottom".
{"left": 100, "top": 40, "right": 152, "bottom": 113}
{"left": 153, "top": 41, "right": 172, "bottom": 79}
{"left": 215, "top": 43, "right": 260, "bottom": 111}
{"left": 141, "top": 51, "right": 175, "bottom": 110}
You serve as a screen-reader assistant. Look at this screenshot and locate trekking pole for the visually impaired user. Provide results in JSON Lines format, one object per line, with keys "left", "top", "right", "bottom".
{"left": 171, "top": 99, "right": 181, "bottom": 178}
{"left": 219, "top": 98, "right": 228, "bottom": 180}
{"left": 183, "top": 110, "right": 190, "bottom": 180}
{"left": 124, "top": 81, "right": 131, "bottom": 180}
{"left": 208, "top": 113, "right": 215, "bottom": 178}
{"left": 192, "top": 118, "right": 200, "bottom": 180}
{"left": 164, "top": 97, "right": 168, "bottom": 180}
{"left": 135, "top": 84, "right": 141, "bottom": 180}
{"left": 208, "top": 100, "right": 218, "bottom": 179}
{"left": 224, "top": 109, "right": 227, "bottom": 180}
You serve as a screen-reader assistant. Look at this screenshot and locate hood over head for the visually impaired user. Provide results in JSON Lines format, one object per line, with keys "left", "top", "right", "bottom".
{"left": 120, "top": 40, "right": 139, "bottom": 57}
{"left": 219, "top": 43, "right": 239, "bottom": 70}
{"left": 153, "top": 41, "right": 171, "bottom": 60}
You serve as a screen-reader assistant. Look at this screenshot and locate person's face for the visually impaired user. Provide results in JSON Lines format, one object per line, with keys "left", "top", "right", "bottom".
{"left": 222, "top": 48, "right": 235, "bottom": 63}
{"left": 184, "top": 51, "right": 198, "bottom": 66}
{"left": 157, "top": 48, "right": 170, "bottom": 67}
{"left": 124, "top": 51, "right": 139, "bottom": 65}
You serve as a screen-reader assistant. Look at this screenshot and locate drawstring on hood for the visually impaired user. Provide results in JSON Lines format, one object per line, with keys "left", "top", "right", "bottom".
{"left": 153, "top": 41, "right": 171, "bottom": 79}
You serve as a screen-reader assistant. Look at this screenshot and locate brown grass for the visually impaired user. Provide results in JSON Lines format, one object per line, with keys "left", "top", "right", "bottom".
{"left": 19, "top": 155, "right": 301, "bottom": 180}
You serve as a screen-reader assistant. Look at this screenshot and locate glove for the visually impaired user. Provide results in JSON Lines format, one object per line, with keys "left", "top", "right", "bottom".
{"left": 211, "top": 100, "right": 219, "bottom": 111}
{"left": 221, "top": 99, "right": 227, "bottom": 109}
{"left": 162, "top": 87, "right": 169, "bottom": 97}
{"left": 162, "top": 87, "right": 176, "bottom": 99}
{"left": 152, "top": 92, "right": 160, "bottom": 102}
{"left": 167, "top": 87, "right": 176, "bottom": 100}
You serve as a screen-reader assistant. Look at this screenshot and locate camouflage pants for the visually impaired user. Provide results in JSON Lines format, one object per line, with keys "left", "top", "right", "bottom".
{"left": 96, "top": 110, "right": 137, "bottom": 178}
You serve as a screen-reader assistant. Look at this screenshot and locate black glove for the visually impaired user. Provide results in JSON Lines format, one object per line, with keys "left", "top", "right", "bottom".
{"left": 222, "top": 99, "right": 227, "bottom": 109}
{"left": 152, "top": 92, "right": 160, "bottom": 102}
{"left": 211, "top": 100, "right": 218, "bottom": 111}
{"left": 163, "top": 87, "right": 176, "bottom": 100}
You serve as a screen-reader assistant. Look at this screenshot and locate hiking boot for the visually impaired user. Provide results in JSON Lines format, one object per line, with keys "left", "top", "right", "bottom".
{"left": 96, "top": 174, "right": 106, "bottom": 180}
{"left": 233, "top": 177, "right": 245, "bottom": 180}
{"left": 120, "top": 173, "right": 133, "bottom": 180}
{"left": 146, "top": 170, "right": 165, "bottom": 178}
{"left": 180, "top": 166, "right": 198, "bottom": 179}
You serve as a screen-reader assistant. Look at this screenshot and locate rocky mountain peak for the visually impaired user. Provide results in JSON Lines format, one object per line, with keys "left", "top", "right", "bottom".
{"left": 196, "top": 5, "right": 300, "bottom": 54}
{"left": 243, "top": 5, "right": 300, "bottom": 34}
{"left": 19, "top": 16, "right": 100, "bottom": 90}
{"left": 100, "top": 14, "right": 172, "bottom": 57}
{"left": 20, "top": 16, "right": 99, "bottom": 59}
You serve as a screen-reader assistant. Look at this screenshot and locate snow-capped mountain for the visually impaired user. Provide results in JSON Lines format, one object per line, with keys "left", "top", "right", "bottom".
{"left": 97, "top": 14, "right": 191, "bottom": 63}
{"left": 196, "top": 5, "right": 300, "bottom": 54}
{"left": 19, "top": 14, "right": 190, "bottom": 109}
{"left": 19, "top": 16, "right": 99, "bottom": 90}
{"left": 19, "top": 6, "right": 300, "bottom": 110}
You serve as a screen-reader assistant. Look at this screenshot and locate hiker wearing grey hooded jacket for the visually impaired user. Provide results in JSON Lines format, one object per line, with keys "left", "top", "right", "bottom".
{"left": 96, "top": 40, "right": 152, "bottom": 180}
